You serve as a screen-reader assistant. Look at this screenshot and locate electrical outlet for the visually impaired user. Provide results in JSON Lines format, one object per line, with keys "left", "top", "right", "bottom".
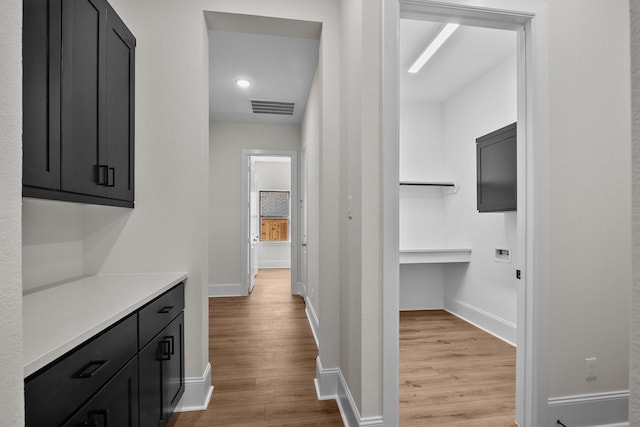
{"left": 585, "top": 357, "right": 598, "bottom": 382}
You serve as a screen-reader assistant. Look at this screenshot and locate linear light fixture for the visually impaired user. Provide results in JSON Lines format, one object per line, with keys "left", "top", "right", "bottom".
{"left": 408, "top": 23, "right": 459, "bottom": 74}
{"left": 236, "top": 78, "right": 251, "bottom": 88}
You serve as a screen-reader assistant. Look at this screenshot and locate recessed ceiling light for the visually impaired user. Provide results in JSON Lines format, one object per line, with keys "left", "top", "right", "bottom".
{"left": 236, "top": 78, "right": 251, "bottom": 88}
{"left": 408, "top": 23, "right": 459, "bottom": 74}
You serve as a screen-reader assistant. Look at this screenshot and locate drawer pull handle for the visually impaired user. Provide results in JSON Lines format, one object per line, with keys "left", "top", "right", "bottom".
{"left": 89, "top": 408, "right": 108, "bottom": 426}
{"left": 166, "top": 335, "right": 175, "bottom": 355}
{"left": 76, "top": 360, "right": 109, "bottom": 379}
{"left": 96, "top": 165, "right": 109, "bottom": 186}
{"left": 159, "top": 339, "right": 172, "bottom": 361}
{"left": 158, "top": 305, "right": 174, "bottom": 314}
{"left": 107, "top": 167, "right": 115, "bottom": 187}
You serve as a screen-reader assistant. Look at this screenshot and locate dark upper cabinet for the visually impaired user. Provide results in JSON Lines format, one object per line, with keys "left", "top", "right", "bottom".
{"left": 23, "top": 0, "right": 61, "bottom": 190}
{"left": 23, "top": 0, "right": 135, "bottom": 208}
{"left": 105, "top": 8, "right": 135, "bottom": 201}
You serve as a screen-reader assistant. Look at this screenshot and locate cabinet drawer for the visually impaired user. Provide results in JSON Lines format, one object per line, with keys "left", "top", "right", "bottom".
{"left": 63, "top": 357, "right": 139, "bottom": 427}
{"left": 25, "top": 313, "right": 138, "bottom": 427}
{"left": 138, "top": 283, "right": 184, "bottom": 349}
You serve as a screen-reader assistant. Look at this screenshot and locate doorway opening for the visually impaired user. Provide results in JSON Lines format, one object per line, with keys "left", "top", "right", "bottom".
{"left": 398, "top": 18, "right": 518, "bottom": 425}
{"left": 245, "top": 154, "right": 295, "bottom": 294}
{"left": 241, "top": 150, "right": 299, "bottom": 297}
{"left": 383, "top": 2, "right": 549, "bottom": 426}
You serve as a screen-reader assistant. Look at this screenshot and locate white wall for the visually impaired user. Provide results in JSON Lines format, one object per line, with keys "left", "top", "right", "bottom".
{"left": 442, "top": 54, "right": 518, "bottom": 340}
{"left": 400, "top": 264, "right": 443, "bottom": 310}
{"left": 255, "top": 159, "right": 291, "bottom": 268}
{"left": 255, "top": 160, "right": 291, "bottom": 190}
{"left": 632, "top": 1, "right": 640, "bottom": 423}
{"left": 339, "top": 0, "right": 383, "bottom": 418}
{"left": 0, "top": 0, "right": 24, "bottom": 423}
{"left": 399, "top": 102, "right": 449, "bottom": 249}
{"left": 399, "top": 102, "right": 446, "bottom": 182}
{"left": 22, "top": 200, "right": 84, "bottom": 291}
{"left": 548, "top": 0, "right": 631, "bottom": 398}
{"left": 397, "top": 102, "right": 449, "bottom": 311}
{"left": 209, "top": 123, "right": 299, "bottom": 284}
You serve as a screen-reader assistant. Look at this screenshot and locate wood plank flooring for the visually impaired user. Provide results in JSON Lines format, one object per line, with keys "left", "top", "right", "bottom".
{"left": 167, "top": 269, "right": 344, "bottom": 427}
{"left": 167, "top": 270, "right": 515, "bottom": 426}
{"left": 400, "top": 310, "right": 516, "bottom": 427}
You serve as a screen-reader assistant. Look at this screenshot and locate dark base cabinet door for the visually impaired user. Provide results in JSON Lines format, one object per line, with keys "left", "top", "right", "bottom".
{"left": 64, "top": 358, "right": 139, "bottom": 427}
{"left": 139, "top": 313, "right": 185, "bottom": 427}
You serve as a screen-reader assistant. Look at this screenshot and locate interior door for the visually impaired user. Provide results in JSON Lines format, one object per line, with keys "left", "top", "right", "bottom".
{"left": 249, "top": 157, "right": 259, "bottom": 292}
{"left": 300, "top": 146, "right": 308, "bottom": 297}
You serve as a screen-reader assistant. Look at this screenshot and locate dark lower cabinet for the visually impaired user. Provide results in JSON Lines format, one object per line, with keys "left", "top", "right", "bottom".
{"left": 64, "top": 358, "right": 139, "bottom": 427}
{"left": 25, "top": 283, "right": 185, "bottom": 427}
{"left": 139, "top": 313, "right": 185, "bottom": 427}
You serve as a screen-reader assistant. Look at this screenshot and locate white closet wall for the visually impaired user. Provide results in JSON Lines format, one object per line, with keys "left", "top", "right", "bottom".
{"left": 442, "top": 54, "right": 518, "bottom": 343}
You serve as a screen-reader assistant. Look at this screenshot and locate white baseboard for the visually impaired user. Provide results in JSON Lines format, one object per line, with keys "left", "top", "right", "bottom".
{"left": 444, "top": 297, "right": 516, "bottom": 346}
{"left": 257, "top": 260, "right": 291, "bottom": 268}
{"left": 304, "top": 296, "right": 319, "bottom": 349}
{"left": 548, "top": 391, "right": 629, "bottom": 427}
{"left": 315, "top": 357, "right": 384, "bottom": 427}
{"left": 299, "top": 281, "right": 307, "bottom": 298}
{"left": 174, "top": 363, "right": 214, "bottom": 412}
{"left": 208, "top": 283, "right": 242, "bottom": 297}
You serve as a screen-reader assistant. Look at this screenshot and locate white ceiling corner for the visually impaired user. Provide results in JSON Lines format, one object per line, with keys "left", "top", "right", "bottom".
{"left": 207, "top": 13, "right": 321, "bottom": 125}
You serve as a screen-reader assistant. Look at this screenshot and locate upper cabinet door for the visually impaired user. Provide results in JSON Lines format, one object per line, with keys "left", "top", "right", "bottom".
{"left": 105, "top": 7, "right": 135, "bottom": 201}
{"left": 60, "top": 0, "right": 109, "bottom": 198}
{"left": 23, "top": 0, "right": 62, "bottom": 190}
{"left": 23, "top": 0, "right": 135, "bottom": 207}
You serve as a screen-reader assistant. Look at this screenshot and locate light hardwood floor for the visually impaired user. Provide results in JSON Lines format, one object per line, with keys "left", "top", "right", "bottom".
{"left": 167, "top": 268, "right": 344, "bottom": 427}
{"left": 400, "top": 310, "right": 517, "bottom": 426}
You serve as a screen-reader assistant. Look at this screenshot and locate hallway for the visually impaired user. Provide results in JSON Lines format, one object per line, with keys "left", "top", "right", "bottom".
{"left": 168, "top": 268, "right": 343, "bottom": 426}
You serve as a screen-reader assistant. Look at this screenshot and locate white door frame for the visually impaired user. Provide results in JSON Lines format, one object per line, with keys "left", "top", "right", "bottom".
{"left": 241, "top": 149, "right": 299, "bottom": 296}
{"left": 382, "top": 1, "right": 549, "bottom": 425}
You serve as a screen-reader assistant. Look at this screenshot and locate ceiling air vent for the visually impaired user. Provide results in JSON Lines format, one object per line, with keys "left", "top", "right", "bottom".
{"left": 251, "top": 100, "right": 295, "bottom": 116}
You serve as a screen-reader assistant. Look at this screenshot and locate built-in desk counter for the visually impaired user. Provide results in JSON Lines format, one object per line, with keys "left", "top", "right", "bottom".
{"left": 23, "top": 272, "right": 187, "bottom": 378}
{"left": 399, "top": 248, "right": 472, "bottom": 264}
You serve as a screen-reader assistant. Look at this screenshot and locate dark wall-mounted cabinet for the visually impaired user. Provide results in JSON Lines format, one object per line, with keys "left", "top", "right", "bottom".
{"left": 23, "top": 0, "right": 135, "bottom": 208}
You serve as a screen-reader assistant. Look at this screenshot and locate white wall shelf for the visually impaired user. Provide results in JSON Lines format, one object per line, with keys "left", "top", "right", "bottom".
{"left": 399, "top": 181, "right": 455, "bottom": 187}
{"left": 399, "top": 248, "right": 472, "bottom": 264}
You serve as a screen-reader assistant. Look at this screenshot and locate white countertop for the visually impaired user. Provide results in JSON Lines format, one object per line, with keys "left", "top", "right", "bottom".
{"left": 23, "top": 272, "right": 188, "bottom": 378}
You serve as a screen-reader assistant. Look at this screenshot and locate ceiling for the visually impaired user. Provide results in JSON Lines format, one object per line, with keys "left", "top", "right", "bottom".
{"left": 400, "top": 19, "right": 516, "bottom": 103}
{"left": 206, "top": 12, "right": 320, "bottom": 124}
{"left": 206, "top": 13, "right": 516, "bottom": 124}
